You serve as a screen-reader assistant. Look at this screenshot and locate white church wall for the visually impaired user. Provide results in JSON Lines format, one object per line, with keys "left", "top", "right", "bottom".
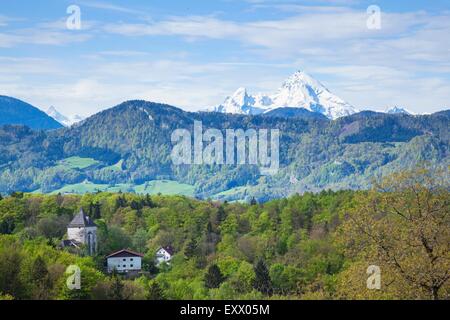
{"left": 67, "top": 227, "right": 85, "bottom": 243}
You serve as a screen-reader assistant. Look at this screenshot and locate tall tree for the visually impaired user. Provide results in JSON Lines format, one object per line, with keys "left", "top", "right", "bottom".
{"left": 216, "top": 206, "right": 226, "bottom": 224}
{"left": 30, "top": 255, "right": 50, "bottom": 299}
{"left": 147, "top": 281, "right": 165, "bottom": 300}
{"left": 145, "top": 194, "right": 155, "bottom": 208}
{"left": 253, "top": 259, "right": 272, "bottom": 295}
{"left": 108, "top": 271, "right": 124, "bottom": 300}
{"left": 184, "top": 238, "right": 197, "bottom": 259}
{"left": 93, "top": 202, "right": 101, "bottom": 219}
{"left": 0, "top": 244, "right": 25, "bottom": 298}
{"left": 341, "top": 169, "right": 450, "bottom": 300}
{"left": 204, "top": 264, "right": 225, "bottom": 289}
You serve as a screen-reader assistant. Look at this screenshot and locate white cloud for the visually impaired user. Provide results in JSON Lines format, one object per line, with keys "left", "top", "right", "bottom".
{"left": 97, "top": 8, "right": 450, "bottom": 113}
{"left": 77, "top": 0, "right": 148, "bottom": 16}
{"left": 1, "top": 4, "right": 449, "bottom": 116}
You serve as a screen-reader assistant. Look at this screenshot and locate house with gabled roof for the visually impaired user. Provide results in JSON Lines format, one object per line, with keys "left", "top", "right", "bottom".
{"left": 106, "top": 249, "right": 144, "bottom": 273}
{"left": 156, "top": 246, "right": 174, "bottom": 265}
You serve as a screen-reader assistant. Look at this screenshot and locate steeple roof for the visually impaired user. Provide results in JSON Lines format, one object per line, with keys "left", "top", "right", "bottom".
{"left": 68, "top": 208, "right": 97, "bottom": 228}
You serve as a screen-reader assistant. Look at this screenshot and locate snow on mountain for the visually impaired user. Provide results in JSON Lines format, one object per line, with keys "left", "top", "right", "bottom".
{"left": 46, "top": 106, "right": 70, "bottom": 126}
{"left": 214, "top": 87, "right": 264, "bottom": 115}
{"left": 212, "top": 71, "right": 358, "bottom": 119}
{"left": 385, "top": 106, "right": 413, "bottom": 115}
{"left": 46, "top": 106, "right": 84, "bottom": 126}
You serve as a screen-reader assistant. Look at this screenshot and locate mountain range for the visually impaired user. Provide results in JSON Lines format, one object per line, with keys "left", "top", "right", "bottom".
{"left": 46, "top": 106, "right": 84, "bottom": 127}
{"left": 212, "top": 71, "right": 358, "bottom": 119}
{"left": 0, "top": 98, "right": 448, "bottom": 202}
{"left": 0, "top": 71, "right": 448, "bottom": 201}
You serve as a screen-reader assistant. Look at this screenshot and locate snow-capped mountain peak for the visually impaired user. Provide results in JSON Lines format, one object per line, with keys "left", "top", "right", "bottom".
{"left": 281, "top": 70, "right": 323, "bottom": 90}
{"left": 46, "top": 106, "right": 84, "bottom": 126}
{"left": 214, "top": 87, "right": 265, "bottom": 115}
{"left": 212, "top": 70, "right": 357, "bottom": 119}
{"left": 385, "top": 106, "right": 413, "bottom": 115}
{"left": 229, "top": 87, "right": 250, "bottom": 107}
{"left": 46, "top": 106, "right": 70, "bottom": 126}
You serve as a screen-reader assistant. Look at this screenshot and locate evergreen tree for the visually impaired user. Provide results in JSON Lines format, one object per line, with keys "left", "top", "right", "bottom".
{"left": 31, "top": 256, "right": 48, "bottom": 283}
{"left": 88, "top": 202, "right": 94, "bottom": 218}
{"left": 0, "top": 216, "right": 15, "bottom": 234}
{"left": 206, "top": 222, "right": 215, "bottom": 244}
{"left": 109, "top": 271, "right": 124, "bottom": 300}
{"left": 147, "top": 259, "right": 159, "bottom": 275}
{"left": 30, "top": 256, "right": 50, "bottom": 299}
{"left": 253, "top": 259, "right": 272, "bottom": 295}
{"left": 0, "top": 247, "right": 25, "bottom": 298}
{"left": 130, "top": 200, "right": 141, "bottom": 210}
{"left": 204, "top": 264, "right": 224, "bottom": 289}
{"left": 184, "top": 238, "right": 197, "bottom": 259}
{"left": 10, "top": 191, "right": 23, "bottom": 198}
{"left": 93, "top": 203, "right": 101, "bottom": 219}
{"left": 216, "top": 206, "right": 226, "bottom": 224}
{"left": 147, "top": 281, "right": 165, "bottom": 300}
{"left": 145, "top": 194, "right": 155, "bottom": 208}
{"left": 116, "top": 195, "right": 127, "bottom": 208}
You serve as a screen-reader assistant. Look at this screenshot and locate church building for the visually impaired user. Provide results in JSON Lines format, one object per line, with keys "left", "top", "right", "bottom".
{"left": 61, "top": 208, "right": 97, "bottom": 255}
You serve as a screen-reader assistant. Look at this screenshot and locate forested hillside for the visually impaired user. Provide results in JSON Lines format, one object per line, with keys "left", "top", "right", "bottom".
{"left": 0, "top": 101, "right": 448, "bottom": 201}
{"left": 0, "top": 169, "right": 448, "bottom": 300}
{"left": 0, "top": 96, "right": 63, "bottom": 130}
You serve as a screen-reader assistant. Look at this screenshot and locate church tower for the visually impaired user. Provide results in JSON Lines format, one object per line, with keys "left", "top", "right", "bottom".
{"left": 67, "top": 208, "right": 97, "bottom": 255}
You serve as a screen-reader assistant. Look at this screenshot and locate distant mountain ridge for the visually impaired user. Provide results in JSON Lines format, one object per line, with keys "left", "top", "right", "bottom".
{"left": 0, "top": 100, "right": 448, "bottom": 202}
{"left": 385, "top": 106, "right": 414, "bottom": 115}
{"left": 0, "top": 96, "right": 63, "bottom": 130}
{"left": 212, "top": 71, "right": 358, "bottom": 119}
{"left": 46, "top": 106, "right": 84, "bottom": 127}
{"left": 263, "top": 107, "right": 329, "bottom": 120}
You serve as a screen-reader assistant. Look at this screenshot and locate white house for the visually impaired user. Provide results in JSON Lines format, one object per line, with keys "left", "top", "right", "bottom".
{"left": 61, "top": 208, "right": 97, "bottom": 255}
{"left": 106, "top": 249, "right": 144, "bottom": 273}
{"left": 156, "top": 246, "right": 174, "bottom": 265}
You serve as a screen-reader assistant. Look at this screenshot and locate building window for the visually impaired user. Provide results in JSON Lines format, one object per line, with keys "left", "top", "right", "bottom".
{"left": 123, "top": 265, "right": 126, "bottom": 268}
{"left": 123, "top": 258, "right": 126, "bottom": 261}
{"left": 130, "top": 264, "right": 133, "bottom": 267}
{"left": 130, "top": 258, "right": 133, "bottom": 261}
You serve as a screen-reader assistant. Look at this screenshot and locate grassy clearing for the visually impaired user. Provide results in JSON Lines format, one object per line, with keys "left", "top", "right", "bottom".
{"left": 57, "top": 157, "right": 99, "bottom": 170}
{"left": 134, "top": 180, "right": 195, "bottom": 196}
{"left": 49, "top": 180, "right": 195, "bottom": 197}
{"left": 102, "top": 159, "right": 124, "bottom": 172}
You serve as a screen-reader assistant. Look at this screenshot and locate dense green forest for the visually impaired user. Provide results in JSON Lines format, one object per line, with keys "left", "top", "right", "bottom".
{"left": 0, "top": 101, "right": 448, "bottom": 201}
{"left": 0, "top": 169, "right": 448, "bottom": 300}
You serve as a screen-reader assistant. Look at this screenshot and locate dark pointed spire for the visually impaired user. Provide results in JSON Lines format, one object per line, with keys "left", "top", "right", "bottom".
{"left": 68, "top": 208, "right": 97, "bottom": 228}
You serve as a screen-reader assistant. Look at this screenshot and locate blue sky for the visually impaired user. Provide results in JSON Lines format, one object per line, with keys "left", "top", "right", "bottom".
{"left": 0, "top": 0, "right": 449, "bottom": 117}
